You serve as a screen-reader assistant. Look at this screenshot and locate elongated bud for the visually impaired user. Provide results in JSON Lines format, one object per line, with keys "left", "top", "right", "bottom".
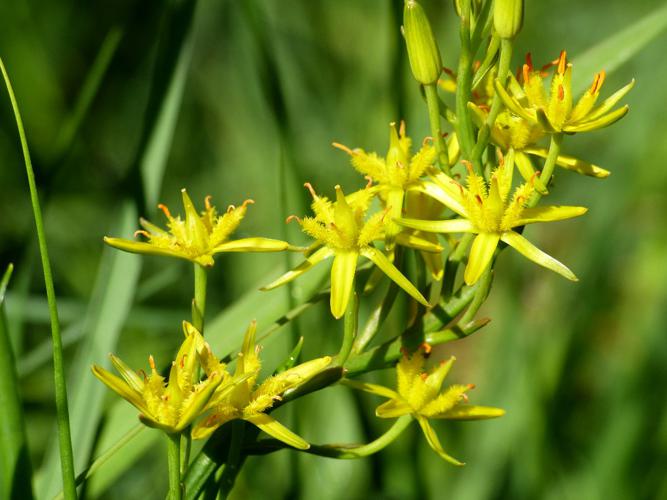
{"left": 493, "top": 0, "right": 523, "bottom": 39}
{"left": 403, "top": 0, "right": 442, "bottom": 85}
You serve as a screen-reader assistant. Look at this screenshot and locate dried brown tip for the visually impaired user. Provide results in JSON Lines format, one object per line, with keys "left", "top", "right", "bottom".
{"left": 332, "top": 142, "right": 355, "bottom": 155}
{"left": 423, "top": 136, "right": 434, "bottom": 146}
{"left": 304, "top": 182, "right": 318, "bottom": 198}
{"left": 285, "top": 215, "right": 302, "bottom": 224}
{"left": 148, "top": 355, "right": 157, "bottom": 371}
{"left": 134, "top": 229, "right": 150, "bottom": 239}
{"left": 461, "top": 159, "right": 474, "bottom": 174}
{"left": 241, "top": 199, "right": 255, "bottom": 209}
{"left": 364, "top": 176, "right": 374, "bottom": 188}
{"left": 204, "top": 195, "right": 213, "bottom": 210}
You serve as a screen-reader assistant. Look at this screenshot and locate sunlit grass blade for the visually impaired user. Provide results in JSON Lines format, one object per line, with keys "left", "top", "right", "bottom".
{"left": 572, "top": 3, "right": 667, "bottom": 94}
{"left": 0, "top": 57, "right": 77, "bottom": 499}
{"left": 0, "top": 265, "right": 34, "bottom": 499}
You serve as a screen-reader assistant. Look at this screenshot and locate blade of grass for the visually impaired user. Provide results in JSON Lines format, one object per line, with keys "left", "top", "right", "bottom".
{"left": 0, "top": 57, "right": 77, "bottom": 499}
{"left": 0, "top": 265, "right": 34, "bottom": 499}
{"left": 572, "top": 3, "right": 667, "bottom": 94}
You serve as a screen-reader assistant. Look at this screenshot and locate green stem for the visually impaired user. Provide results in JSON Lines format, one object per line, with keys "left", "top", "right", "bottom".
{"left": 336, "top": 282, "right": 358, "bottom": 366}
{"left": 459, "top": 264, "right": 493, "bottom": 325}
{"left": 245, "top": 415, "right": 413, "bottom": 459}
{"left": 193, "top": 263, "right": 207, "bottom": 333}
{"left": 167, "top": 433, "right": 182, "bottom": 500}
{"left": 528, "top": 133, "right": 563, "bottom": 207}
{"left": 455, "top": 3, "right": 476, "bottom": 167}
{"left": 424, "top": 84, "right": 450, "bottom": 172}
{"left": 0, "top": 58, "right": 77, "bottom": 500}
{"left": 471, "top": 38, "right": 513, "bottom": 166}
{"left": 218, "top": 421, "right": 245, "bottom": 499}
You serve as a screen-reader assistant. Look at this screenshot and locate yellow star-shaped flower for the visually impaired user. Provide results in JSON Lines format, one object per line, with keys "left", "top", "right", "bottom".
{"left": 104, "top": 189, "right": 289, "bottom": 267}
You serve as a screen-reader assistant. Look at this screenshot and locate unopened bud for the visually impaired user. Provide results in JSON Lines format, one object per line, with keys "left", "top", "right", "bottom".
{"left": 493, "top": 0, "right": 524, "bottom": 39}
{"left": 403, "top": 0, "right": 442, "bottom": 85}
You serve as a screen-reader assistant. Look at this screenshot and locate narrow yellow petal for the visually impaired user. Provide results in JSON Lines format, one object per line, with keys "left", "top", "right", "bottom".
{"left": 396, "top": 217, "right": 475, "bottom": 234}
{"left": 464, "top": 233, "right": 500, "bottom": 285}
{"left": 91, "top": 365, "right": 151, "bottom": 416}
{"left": 493, "top": 78, "right": 536, "bottom": 122}
{"left": 261, "top": 246, "right": 334, "bottom": 290}
{"left": 394, "top": 232, "right": 443, "bottom": 253}
{"left": 361, "top": 247, "right": 428, "bottom": 306}
{"left": 412, "top": 180, "right": 469, "bottom": 218}
{"left": 103, "top": 237, "right": 188, "bottom": 261}
{"left": 212, "top": 237, "right": 289, "bottom": 253}
{"left": 435, "top": 405, "right": 505, "bottom": 420}
{"left": 501, "top": 231, "right": 577, "bottom": 281}
{"left": 525, "top": 148, "right": 610, "bottom": 178}
{"left": 330, "top": 251, "right": 359, "bottom": 319}
{"left": 512, "top": 205, "right": 587, "bottom": 226}
{"left": 416, "top": 416, "right": 464, "bottom": 466}
{"left": 563, "top": 105, "right": 629, "bottom": 133}
{"left": 245, "top": 413, "right": 310, "bottom": 450}
{"left": 340, "top": 379, "right": 400, "bottom": 399}
{"left": 375, "top": 399, "right": 413, "bottom": 418}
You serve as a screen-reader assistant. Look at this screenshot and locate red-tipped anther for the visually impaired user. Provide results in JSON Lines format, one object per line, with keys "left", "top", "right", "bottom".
{"left": 558, "top": 84, "right": 565, "bottom": 101}
{"left": 522, "top": 63, "right": 531, "bottom": 85}
{"left": 148, "top": 355, "right": 157, "bottom": 371}
{"left": 420, "top": 372, "right": 429, "bottom": 381}
{"left": 525, "top": 53, "right": 534, "bottom": 71}
{"left": 204, "top": 195, "right": 213, "bottom": 210}
{"left": 226, "top": 204, "right": 236, "bottom": 213}
{"left": 134, "top": 229, "right": 150, "bottom": 239}
{"left": 420, "top": 342, "right": 432, "bottom": 355}
{"left": 461, "top": 159, "right": 474, "bottom": 174}
{"left": 304, "top": 182, "right": 318, "bottom": 198}
{"left": 556, "top": 50, "right": 567, "bottom": 75}
{"left": 364, "top": 176, "right": 374, "bottom": 188}
{"left": 478, "top": 104, "right": 491, "bottom": 112}
{"left": 157, "top": 203, "right": 172, "bottom": 219}
{"left": 332, "top": 142, "right": 355, "bottom": 155}
{"left": 467, "top": 383, "right": 476, "bottom": 390}
{"left": 399, "top": 120, "right": 406, "bottom": 136}
{"left": 443, "top": 67, "right": 456, "bottom": 78}
{"left": 591, "top": 70, "right": 606, "bottom": 94}
{"left": 475, "top": 194, "right": 484, "bottom": 205}
{"left": 180, "top": 353, "right": 187, "bottom": 368}
{"left": 241, "top": 199, "right": 255, "bottom": 209}
{"left": 285, "top": 215, "right": 302, "bottom": 224}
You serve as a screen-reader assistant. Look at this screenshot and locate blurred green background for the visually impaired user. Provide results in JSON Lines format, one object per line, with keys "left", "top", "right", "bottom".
{"left": 1, "top": 0, "right": 666, "bottom": 499}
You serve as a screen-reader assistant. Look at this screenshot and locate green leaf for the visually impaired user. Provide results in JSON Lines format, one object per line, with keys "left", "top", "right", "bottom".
{"left": 0, "top": 264, "right": 34, "bottom": 499}
{"left": 571, "top": 4, "right": 667, "bottom": 94}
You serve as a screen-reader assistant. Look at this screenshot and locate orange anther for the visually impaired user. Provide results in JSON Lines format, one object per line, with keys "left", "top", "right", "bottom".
{"left": 157, "top": 203, "right": 172, "bottom": 219}
{"left": 204, "top": 195, "right": 213, "bottom": 210}
{"left": 399, "top": 120, "right": 406, "bottom": 136}
{"left": 420, "top": 372, "right": 429, "bottom": 380}
{"left": 558, "top": 84, "right": 565, "bottom": 101}
{"left": 475, "top": 194, "right": 484, "bottom": 205}
{"left": 241, "top": 199, "right": 255, "bottom": 209}
{"left": 556, "top": 50, "right": 567, "bottom": 75}
{"left": 285, "top": 215, "right": 302, "bottom": 224}
{"left": 332, "top": 142, "right": 355, "bottom": 155}
{"left": 180, "top": 353, "right": 187, "bottom": 368}
{"left": 522, "top": 63, "right": 531, "bottom": 85}
{"left": 420, "top": 342, "right": 432, "bottom": 355}
{"left": 525, "top": 52, "right": 534, "bottom": 71}
{"left": 304, "top": 182, "right": 317, "bottom": 198}
{"left": 226, "top": 204, "right": 236, "bottom": 213}
{"left": 591, "top": 70, "right": 606, "bottom": 94}
{"left": 134, "top": 229, "right": 150, "bottom": 239}
{"left": 461, "top": 159, "right": 474, "bottom": 174}
{"left": 148, "top": 355, "right": 157, "bottom": 371}
{"left": 364, "top": 176, "right": 374, "bottom": 188}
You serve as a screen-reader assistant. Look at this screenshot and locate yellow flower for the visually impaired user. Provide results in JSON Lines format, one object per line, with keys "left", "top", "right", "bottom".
{"left": 104, "top": 189, "right": 289, "bottom": 267}
{"left": 191, "top": 322, "right": 331, "bottom": 449}
{"left": 333, "top": 121, "right": 457, "bottom": 242}
{"left": 494, "top": 51, "right": 634, "bottom": 135}
{"left": 398, "top": 153, "right": 588, "bottom": 285}
{"left": 344, "top": 346, "right": 504, "bottom": 465}
{"left": 91, "top": 322, "right": 223, "bottom": 434}
{"left": 261, "top": 183, "right": 429, "bottom": 319}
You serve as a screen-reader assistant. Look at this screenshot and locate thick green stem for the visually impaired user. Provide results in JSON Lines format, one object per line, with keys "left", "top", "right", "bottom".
{"left": 528, "top": 133, "right": 563, "bottom": 207}
{"left": 424, "top": 84, "right": 450, "bottom": 172}
{"left": 218, "top": 421, "right": 245, "bottom": 499}
{"left": 455, "top": 4, "right": 476, "bottom": 167}
{"left": 336, "top": 283, "right": 358, "bottom": 366}
{"left": 0, "top": 58, "right": 77, "bottom": 499}
{"left": 193, "top": 263, "right": 207, "bottom": 333}
{"left": 471, "top": 38, "right": 513, "bottom": 166}
{"left": 167, "top": 433, "right": 182, "bottom": 500}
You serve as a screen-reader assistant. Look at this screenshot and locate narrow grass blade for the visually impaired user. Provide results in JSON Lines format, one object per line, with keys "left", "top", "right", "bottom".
{"left": 0, "top": 57, "right": 77, "bottom": 499}
{"left": 0, "top": 265, "right": 34, "bottom": 499}
{"left": 572, "top": 4, "right": 667, "bottom": 94}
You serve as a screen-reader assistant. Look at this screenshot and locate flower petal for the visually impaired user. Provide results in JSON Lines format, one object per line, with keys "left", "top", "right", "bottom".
{"left": 416, "top": 416, "right": 464, "bottom": 466}
{"left": 514, "top": 152, "right": 548, "bottom": 194}
{"left": 396, "top": 217, "right": 475, "bottom": 234}
{"left": 261, "top": 246, "right": 334, "bottom": 291}
{"left": 563, "top": 105, "right": 629, "bottom": 133}
{"left": 330, "top": 251, "right": 359, "bottom": 319}
{"left": 376, "top": 398, "right": 413, "bottom": 418}
{"left": 524, "top": 148, "right": 610, "bottom": 178}
{"left": 464, "top": 233, "right": 500, "bottom": 286}
{"left": 340, "top": 379, "right": 400, "bottom": 399}
{"left": 361, "top": 247, "right": 428, "bottom": 306}
{"left": 579, "top": 79, "right": 635, "bottom": 122}
{"left": 412, "top": 180, "right": 468, "bottom": 218}
{"left": 175, "top": 371, "right": 224, "bottom": 432}
{"left": 493, "top": 78, "right": 536, "bottom": 122}
{"left": 103, "top": 237, "right": 190, "bottom": 262}
{"left": 512, "top": 205, "right": 587, "bottom": 226}
{"left": 245, "top": 413, "right": 310, "bottom": 450}
{"left": 395, "top": 232, "right": 444, "bottom": 253}
{"left": 501, "top": 231, "right": 577, "bottom": 281}
{"left": 91, "top": 365, "right": 151, "bottom": 416}
{"left": 435, "top": 405, "right": 505, "bottom": 420}
{"left": 212, "top": 237, "right": 289, "bottom": 253}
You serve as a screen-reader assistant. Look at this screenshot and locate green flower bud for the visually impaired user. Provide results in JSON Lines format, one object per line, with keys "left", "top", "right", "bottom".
{"left": 403, "top": 0, "right": 442, "bottom": 85}
{"left": 493, "top": 0, "right": 524, "bottom": 39}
